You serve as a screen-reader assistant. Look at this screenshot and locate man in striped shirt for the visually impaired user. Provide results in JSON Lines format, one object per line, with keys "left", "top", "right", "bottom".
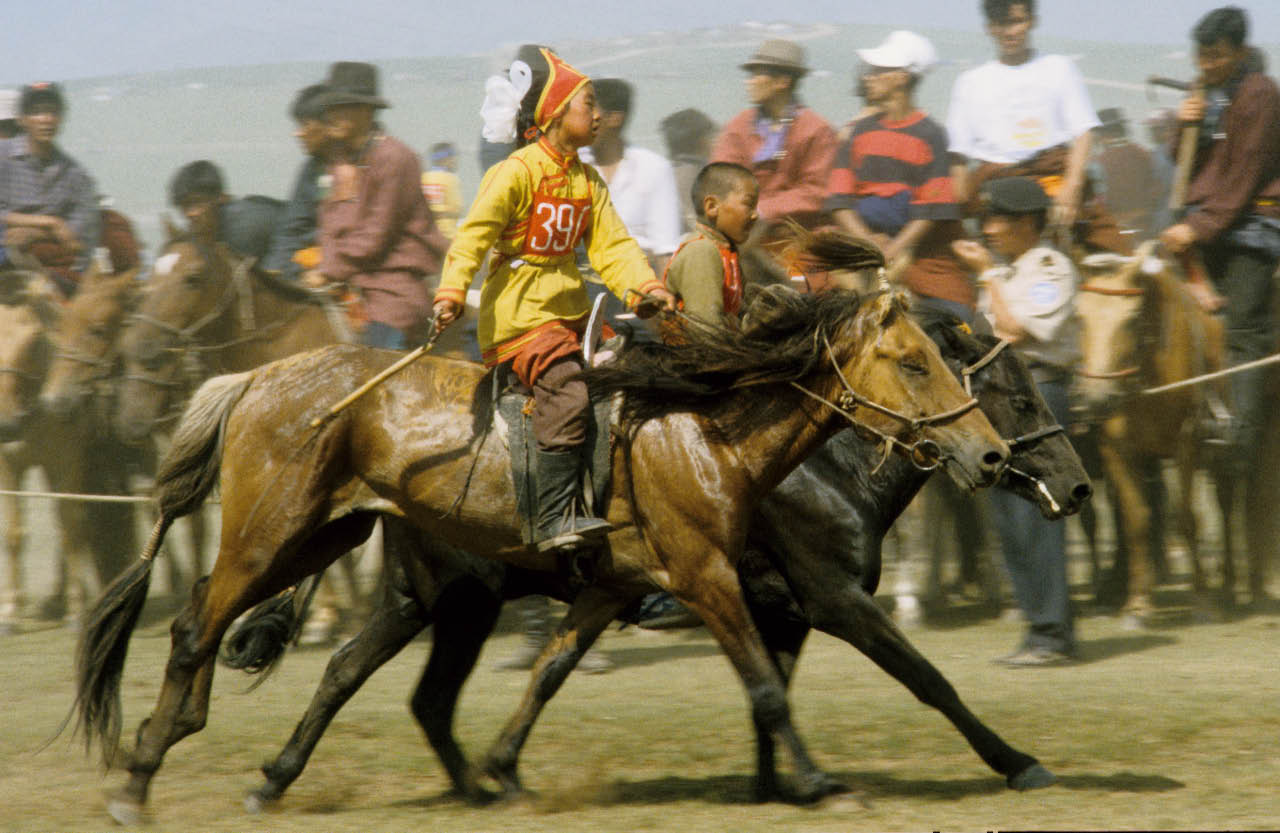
{"left": 826, "top": 31, "right": 973, "bottom": 323}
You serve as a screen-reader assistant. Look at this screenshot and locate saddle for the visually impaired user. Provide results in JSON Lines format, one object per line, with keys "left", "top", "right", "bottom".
{"left": 492, "top": 367, "right": 616, "bottom": 546}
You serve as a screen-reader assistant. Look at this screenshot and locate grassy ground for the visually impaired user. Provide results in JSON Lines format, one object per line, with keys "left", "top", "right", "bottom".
{"left": 1, "top": 599, "right": 1277, "bottom": 832}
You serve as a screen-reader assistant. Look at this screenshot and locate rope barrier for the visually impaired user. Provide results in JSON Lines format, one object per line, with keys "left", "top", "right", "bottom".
{"left": 0, "top": 489, "right": 220, "bottom": 505}
{"left": 1140, "top": 352, "right": 1280, "bottom": 396}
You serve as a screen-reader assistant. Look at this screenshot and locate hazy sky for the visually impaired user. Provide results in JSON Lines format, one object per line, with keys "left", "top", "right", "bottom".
{"left": 5, "top": 0, "right": 1279, "bottom": 82}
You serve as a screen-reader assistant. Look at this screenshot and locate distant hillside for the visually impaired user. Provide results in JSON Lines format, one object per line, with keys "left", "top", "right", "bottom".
{"left": 47, "top": 21, "right": 1279, "bottom": 260}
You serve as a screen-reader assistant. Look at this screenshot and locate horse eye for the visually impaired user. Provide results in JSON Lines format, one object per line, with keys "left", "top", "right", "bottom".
{"left": 1012, "top": 395, "right": 1035, "bottom": 412}
{"left": 900, "top": 356, "right": 928, "bottom": 375}
{"left": 183, "top": 272, "right": 204, "bottom": 288}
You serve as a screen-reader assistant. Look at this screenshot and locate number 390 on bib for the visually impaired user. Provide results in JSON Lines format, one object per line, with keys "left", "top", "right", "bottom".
{"left": 524, "top": 196, "right": 592, "bottom": 256}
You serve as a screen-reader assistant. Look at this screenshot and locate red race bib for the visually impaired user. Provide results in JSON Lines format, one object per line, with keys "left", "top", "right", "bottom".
{"left": 523, "top": 194, "right": 592, "bottom": 256}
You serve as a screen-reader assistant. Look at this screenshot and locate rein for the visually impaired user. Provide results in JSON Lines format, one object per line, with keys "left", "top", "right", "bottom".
{"left": 960, "top": 337, "right": 1066, "bottom": 448}
{"left": 788, "top": 333, "right": 980, "bottom": 473}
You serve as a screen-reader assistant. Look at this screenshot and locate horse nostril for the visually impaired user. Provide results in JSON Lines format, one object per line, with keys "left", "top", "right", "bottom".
{"left": 982, "top": 450, "right": 1006, "bottom": 469}
{"left": 1072, "top": 482, "right": 1093, "bottom": 505}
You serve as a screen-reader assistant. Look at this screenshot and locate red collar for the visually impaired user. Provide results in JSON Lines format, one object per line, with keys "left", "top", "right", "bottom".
{"left": 537, "top": 137, "right": 578, "bottom": 169}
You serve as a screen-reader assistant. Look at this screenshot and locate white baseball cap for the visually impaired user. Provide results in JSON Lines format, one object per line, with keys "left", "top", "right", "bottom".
{"left": 0, "top": 89, "right": 18, "bottom": 121}
{"left": 856, "top": 31, "right": 939, "bottom": 75}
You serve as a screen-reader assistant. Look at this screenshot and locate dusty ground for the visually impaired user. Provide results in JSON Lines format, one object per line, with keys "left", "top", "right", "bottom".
{"left": 1, "top": 594, "right": 1277, "bottom": 832}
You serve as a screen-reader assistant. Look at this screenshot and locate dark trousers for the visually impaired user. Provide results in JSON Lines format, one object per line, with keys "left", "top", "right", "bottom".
{"left": 1202, "top": 243, "right": 1277, "bottom": 478}
{"left": 531, "top": 357, "right": 590, "bottom": 452}
{"left": 990, "top": 376, "right": 1076, "bottom": 653}
{"left": 361, "top": 321, "right": 408, "bottom": 350}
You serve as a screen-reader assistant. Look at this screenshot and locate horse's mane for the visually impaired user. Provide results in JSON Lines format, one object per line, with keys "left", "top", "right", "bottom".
{"left": 585, "top": 285, "right": 871, "bottom": 439}
{"left": 584, "top": 228, "right": 884, "bottom": 439}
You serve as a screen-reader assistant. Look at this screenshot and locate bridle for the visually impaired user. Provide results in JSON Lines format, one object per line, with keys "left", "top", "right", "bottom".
{"left": 1074, "top": 281, "right": 1145, "bottom": 381}
{"left": 788, "top": 332, "right": 981, "bottom": 473}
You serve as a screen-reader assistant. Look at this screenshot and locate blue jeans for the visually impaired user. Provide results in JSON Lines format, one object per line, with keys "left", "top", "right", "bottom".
{"left": 990, "top": 376, "right": 1076, "bottom": 654}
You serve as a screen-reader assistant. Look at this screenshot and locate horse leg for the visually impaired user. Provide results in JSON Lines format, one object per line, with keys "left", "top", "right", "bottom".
{"left": 410, "top": 574, "right": 504, "bottom": 804}
{"left": 112, "top": 507, "right": 370, "bottom": 821}
{"left": 745, "top": 603, "right": 811, "bottom": 801}
{"left": 1100, "top": 443, "right": 1154, "bottom": 627}
{"left": 0, "top": 456, "right": 24, "bottom": 633}
{"left": 53, "top": 497, "right": 93, "bottom": 629}
{"left": 809, "top": 581, "right": 1052, "bottom": 789}
{"left": 249, "top": 549, "right": 432, "bottom": 811}
{"left": 481, "top": 584, "right": 628, "bottom": 797}
{"left": 674, "top": 564, "right": 841, "bottom": 804}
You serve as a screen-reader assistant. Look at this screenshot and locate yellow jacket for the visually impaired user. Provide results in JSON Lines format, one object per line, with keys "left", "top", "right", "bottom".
{"left": 436, "top": 138, "right": 663, "bottom": 359}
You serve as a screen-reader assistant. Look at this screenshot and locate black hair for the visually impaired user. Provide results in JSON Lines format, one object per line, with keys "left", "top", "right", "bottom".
{"left": 982, "top": 0, "right": 1034, "bottom": 23}
{"left": 514, "top": 44, "right": 554, "bottom": 147}
{"left": 430, "top": 141, "right": 456, "bottom": 157}
{"left": 593, "top": 78, "right": 633, "bottom": 125}
{"left": 660, "top": 108, "right": 717, "bottom": 158}
{"left": 169, "top": 160, "right": 225, "bottom": 207}
{"left": 1193, "top": 6, "right": 1248, "bottom": 48}
{"left": 290, "top": 84, "right": 330, "bottom": 123}
{"left": 691, "top": 162, "right": 755, "bottom": 220}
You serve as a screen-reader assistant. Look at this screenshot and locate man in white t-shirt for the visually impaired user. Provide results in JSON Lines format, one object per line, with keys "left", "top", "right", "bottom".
{"left": 947, "top": 0, "right": 1129, "bottom": 253}
{"left": 580, "top": 78, "right": 682, "bottom": 275}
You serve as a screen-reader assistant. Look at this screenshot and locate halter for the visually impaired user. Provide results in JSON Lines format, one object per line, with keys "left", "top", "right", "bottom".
{"left": 788, "top": 333, "right": 980, "bottom": 473}
{"left": 1074, "top": 281, "right": 1145, "bottom": 381}
{"left": 958, "top": 337, "right": 1066, "bottom": 449}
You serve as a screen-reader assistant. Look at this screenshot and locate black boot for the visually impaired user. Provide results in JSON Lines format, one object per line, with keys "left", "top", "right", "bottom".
{"left": 534, "top": 448, "right": 612, "bottom": 553}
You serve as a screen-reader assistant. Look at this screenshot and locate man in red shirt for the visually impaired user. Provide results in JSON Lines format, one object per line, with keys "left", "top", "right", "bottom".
{"left": 712, "top": 39, "right": 837, "bottom": 283}
{"left": 313, "top": 62, "right": 449, "bottom": 349}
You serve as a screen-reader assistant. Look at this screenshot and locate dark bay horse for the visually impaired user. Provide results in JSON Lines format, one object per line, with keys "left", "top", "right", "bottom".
{"left": 75, "top": 287, "right": 1014, "bottom": 822}
{"left": 1073, "top": 244, "right": 1228, "bottom": 625}
{"left": 238, "top": 318, "right": 1085, "bottom": 810}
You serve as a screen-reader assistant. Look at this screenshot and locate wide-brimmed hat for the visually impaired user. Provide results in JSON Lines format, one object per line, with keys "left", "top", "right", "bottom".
{"left": 19, "top": 82, "right": 65, "bottom": 115}
{"left": 857, "top": 31, "right": 938, "bottom": 75}
{"left": 317, "top": 62, "right": 389, "bottom": 110}
{"left": 741, "top": 39, "right": 809, "bottom": 77}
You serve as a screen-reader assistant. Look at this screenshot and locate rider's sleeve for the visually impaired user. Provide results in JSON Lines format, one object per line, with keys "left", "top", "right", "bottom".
{"left": 582, "top": 167, "right": 664, "bottom": 309}
{"left": 435, "top": 158, "right": 527, "bottom": 307}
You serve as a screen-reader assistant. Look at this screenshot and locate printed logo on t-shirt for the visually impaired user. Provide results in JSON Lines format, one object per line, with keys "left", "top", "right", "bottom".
{"left": 524, "top": 194, "right": 592, "bottom": 256}
{"left": 1027, "top": 280, "right": 1061, "bottom": 310}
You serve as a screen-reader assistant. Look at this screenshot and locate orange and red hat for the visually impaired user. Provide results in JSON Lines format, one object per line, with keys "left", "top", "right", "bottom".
{"left": 531, "top": 48, "right": 589, "bottom": 131}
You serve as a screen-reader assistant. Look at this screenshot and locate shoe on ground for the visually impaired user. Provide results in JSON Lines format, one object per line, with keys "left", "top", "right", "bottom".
{"left": 993, "top": 646, "right": 1077, "bottom": 668}
{"left": 635, "top": 593, "right": 703, "bottom": 630}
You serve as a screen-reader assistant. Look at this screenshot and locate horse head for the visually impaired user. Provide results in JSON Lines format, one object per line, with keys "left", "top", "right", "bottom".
{"left": 115, "top": 236, "right": 237, "bottom": 444}
{"left": 929, "top": 321, "right": 1092, "bottom": 519}
{"left": 825, "top": 289, "right": 1009, "bottom": 490}
{"left": 1072, "top": 242, "right": 1162, "bottom": 419}
{"left": 40, "top": 266, "right": 142, "bottom": 419}
{"left": 0, "top": 270, "right": 60, "bottom": 440}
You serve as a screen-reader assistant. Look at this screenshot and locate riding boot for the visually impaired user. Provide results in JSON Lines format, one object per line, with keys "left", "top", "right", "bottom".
{"left": 533, "top": 448, "right": 612, "bottom": 553}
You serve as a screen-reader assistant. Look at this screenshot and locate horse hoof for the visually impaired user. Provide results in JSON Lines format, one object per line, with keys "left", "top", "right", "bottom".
{"left": 792, "top": 773, "right": 849, "bottom": 805}
{"left": 1008, "top": 763, "right": 1057, "bottom": 791}
{"left": 107, "top": 795, "right": 144, "bottom": 826}
{"left": 244, "top": 789, "right": 274, "bottom": 814}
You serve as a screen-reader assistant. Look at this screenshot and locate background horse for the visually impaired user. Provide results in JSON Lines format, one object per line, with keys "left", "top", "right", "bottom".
{"left": 112, "top": 230, "right": 363, "bottom": 624}
{"left": 235, "top": 318, "right": 1086, "bottom": 810}
{"left": 75, "top": 286, "right": 1021, "bottom": 823}
{"left": 0, "top": 269, "right": 137, "bottom": 632}
{"left": 1073, "top": 244, "right": 1227, "bottom": 626}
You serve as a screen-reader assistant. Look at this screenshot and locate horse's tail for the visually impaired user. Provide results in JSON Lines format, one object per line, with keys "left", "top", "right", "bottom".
{"left": 70, "top": 514, "right": 171, "bottom": 764}
{"left": 154, "top": 370, "right": 256, "bottom": 519}
{"left": 219, "top": 575, "right": 321, "bottom": 685}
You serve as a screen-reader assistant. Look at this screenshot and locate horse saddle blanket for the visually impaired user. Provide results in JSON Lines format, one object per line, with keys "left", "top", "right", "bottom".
{"left": 492, "top": 369, "right": 616, "bottom": 546}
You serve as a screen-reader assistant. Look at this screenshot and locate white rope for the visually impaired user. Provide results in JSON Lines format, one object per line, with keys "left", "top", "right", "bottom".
{"left": 1141, "top": 352, "right": 1280, "bottom": 396}
{"left": 0, "top": 489, "right": 220, "bottom": 505}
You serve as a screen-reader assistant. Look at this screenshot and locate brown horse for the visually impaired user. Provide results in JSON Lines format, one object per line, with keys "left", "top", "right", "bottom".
{"left": 0, "top": 269, "right": 136, "bottom": 631}
{"left": 1073, "top": 243, "right": 1227, "bottom": 625}
{"left": 75, "top": 287, "right": 1014, "bottom": 822}
{"left": 114, "top": 230, "right": 347, "bottom": 443}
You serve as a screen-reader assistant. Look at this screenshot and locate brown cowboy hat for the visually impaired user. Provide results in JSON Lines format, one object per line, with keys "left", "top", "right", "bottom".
{"left": 741, "top": 39, "right": 809, "bottom": 77}
{"left": 317, "top": 62, "right": 389, "bottom": 110}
